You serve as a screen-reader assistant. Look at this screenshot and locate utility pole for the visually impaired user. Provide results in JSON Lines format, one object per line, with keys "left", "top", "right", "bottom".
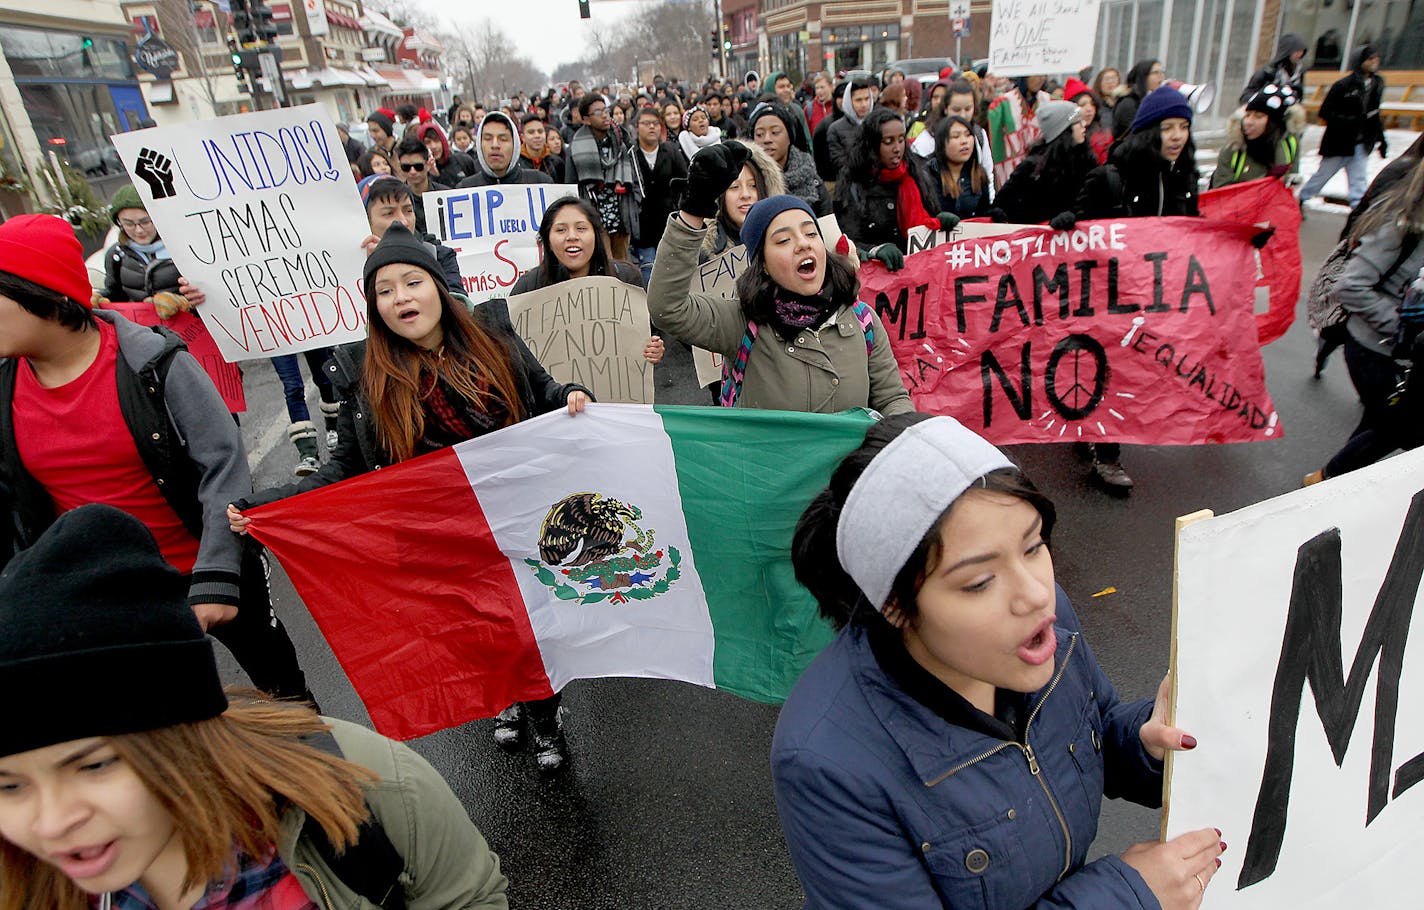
{"left": 714, "top": 0, "right": 727, "bottom": 81}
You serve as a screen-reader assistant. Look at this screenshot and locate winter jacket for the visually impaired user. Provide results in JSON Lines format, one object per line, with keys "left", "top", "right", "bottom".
{"left": 647, "top": 213, "right": 911, "bottom": 415}
{"left": 772, "top": 588, "right": 1163, "bottom": 910}
{"left": 814, "top": 112, "right": 841, "bottom": 181}
{"left": 103, "top": 240, "right": 182, "bottom": 303}
{"left": 634, "top": 139, "right": 689, "bottom": 248}
{"left": 833, "top": 156, "right": 941, "bottom": 255}
{"left": 455, "top": 164, "right": 554, "bottom": 188}
{"left": 1317, "top": 65, "right": 1386, "bottom": 158}
{"left": 783, "top": 145, "right": 832, "bottom": 215}
{"left": 520, "top": 151, "right": 566, "bottom": 183}
{"left": 509, "top": 259, "right": 644, "bottom": 296}
{"left": 927, "top": 166, "right": 994, "bottom": 220}
{"left": 1075, "top": 146, "right": 1199, "bottom": 221}
{"left": 238, "top": 299, "right": 589, "bottom": 507}
{"left": 1208, "top": 106, "right": 1305, "bottom": 188}
{"left": 279, "top": 717, "right": 508, "bottom": 909}
{"left": 911, "top": 125, "right": 999, "bottom": 204}
{"left": 0, "top": 310, "right": 251, "bottom": 607}
{"left": 1336, "top": 221, "right": 1424, "bottom": 354}
{"left": 827, "top": 116, "right": 861, "bottom": 175}
{"left": 1240, "top": 33, "right": 1308, "bottom": 103}
{"left": 995, "top": 143, "right": 1098, "bottom": 225}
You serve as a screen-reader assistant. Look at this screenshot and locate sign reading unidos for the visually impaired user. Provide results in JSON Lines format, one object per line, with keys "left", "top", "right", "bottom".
{"left": 110, "top": 105, "right": 371, "bottom": 362}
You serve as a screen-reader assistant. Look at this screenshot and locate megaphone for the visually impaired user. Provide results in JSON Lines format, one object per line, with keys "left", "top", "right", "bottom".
{"left": 1169, "top": 80, "right": 1216, "bottom": 113}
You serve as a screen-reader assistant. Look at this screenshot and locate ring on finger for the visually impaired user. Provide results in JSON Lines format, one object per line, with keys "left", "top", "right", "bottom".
{"left": 1194, "top": 872, "right": 1205, "bottom": 894}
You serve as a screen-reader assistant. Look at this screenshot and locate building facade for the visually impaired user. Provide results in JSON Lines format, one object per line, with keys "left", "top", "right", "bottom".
{"left": 0, "top": 0, "right": 146, "bottom": 206}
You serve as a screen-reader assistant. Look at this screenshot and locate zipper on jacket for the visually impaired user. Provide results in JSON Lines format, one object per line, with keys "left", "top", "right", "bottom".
{"left": 923, "top": 633, "right": 1081, "bottom": 882}
{"left": 295, "top": 862, "right": 335, "bottom": 910}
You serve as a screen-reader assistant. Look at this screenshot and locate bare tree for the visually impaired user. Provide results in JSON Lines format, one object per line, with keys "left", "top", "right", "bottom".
{"left": 154, "top": 0, "right": 225, "bottom": 113}
{"left": 547, "top": 0, "right": 714, "bottom": 89}
{"left": 440, "top": 19, "right": 548, "bottom": 104}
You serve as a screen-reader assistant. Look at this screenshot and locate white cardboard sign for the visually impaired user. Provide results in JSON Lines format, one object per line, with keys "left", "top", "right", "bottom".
{"left": 1167, "top": 447, "right": 1424, "bottom": 907}
{"left": 988, "top": 0, "right": 1102, "bottom": 77}
{"left": 422, "top": 183, "right": 578, "bottom": 303}
{"left": 110, "top": 105, "right": 371, "bottom": 361}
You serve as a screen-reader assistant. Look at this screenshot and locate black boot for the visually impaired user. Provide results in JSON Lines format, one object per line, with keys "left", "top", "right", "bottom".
{"left": 527, "top": 695, "right": 569, "bottom": 774}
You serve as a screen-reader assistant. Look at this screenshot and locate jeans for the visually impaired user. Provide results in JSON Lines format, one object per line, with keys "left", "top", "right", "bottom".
{"left": 1324, "top": 335, "right": 1422, "bottom": 478}
{"left": 1298, "top": 143, "right": 1371, "bottom": 208}
{"left": 633, "top": 245, "right": 657, "bottom": 287}
{"left": 271, "top": 348, "right": 336, "bottom": 424}
{"left": 206, "top": 541, "right": 311, "bottom": 702}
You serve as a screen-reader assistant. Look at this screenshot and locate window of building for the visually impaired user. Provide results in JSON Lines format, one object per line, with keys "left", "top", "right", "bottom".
{"left": 1280, "top": 0, "right": 1424, "bottom": 71}
{"left": 824, "top": 23, "right": 899, "bottom": 75}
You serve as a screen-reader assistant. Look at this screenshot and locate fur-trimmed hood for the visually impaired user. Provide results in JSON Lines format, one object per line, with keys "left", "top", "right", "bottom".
{"left": 1225, "top": 103, "right": 1306, "bottom": 144}
{"left": 702, "top": 139, "right": 787, "bottom": 256}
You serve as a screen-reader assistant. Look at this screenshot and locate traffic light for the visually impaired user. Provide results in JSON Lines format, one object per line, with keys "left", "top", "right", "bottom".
{"left": 578, "top": 0, "right": 590, "bottom": 18}
{"left": 231, "top": 0, "right": 254, "bottom": 44}
{"left": 228, "top": 34, "right": 249, "bottom": 93}
{"left": 722, "top": 27, "right": 731, "bottom": 52}
{"left": 253, "top": 2, "right": 278, "bottom": 42}
{"left": 710, "top": 30, "right": 718, "bottom": 58}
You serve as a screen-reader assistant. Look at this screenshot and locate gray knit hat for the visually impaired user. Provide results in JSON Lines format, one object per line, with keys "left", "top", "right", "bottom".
{"left": 1037, "top": 101, "right": 1083, "bottom": 145}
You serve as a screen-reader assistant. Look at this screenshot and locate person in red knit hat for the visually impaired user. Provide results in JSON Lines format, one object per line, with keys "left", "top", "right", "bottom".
{"left": 0, "top": 213, "right": 311, "bottom": 704}
{"left": 1063, "top": 77, "right": 1114, "bottom": 165}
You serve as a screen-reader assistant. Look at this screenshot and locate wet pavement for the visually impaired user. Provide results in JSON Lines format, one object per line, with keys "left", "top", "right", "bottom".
{"left": 223, "top": 206, "right": 1365, "bottom": 908}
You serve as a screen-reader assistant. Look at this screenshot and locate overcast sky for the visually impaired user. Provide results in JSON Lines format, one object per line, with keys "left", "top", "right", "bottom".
{"left": 427, "top": 0, "right": 645, "bottom": 73}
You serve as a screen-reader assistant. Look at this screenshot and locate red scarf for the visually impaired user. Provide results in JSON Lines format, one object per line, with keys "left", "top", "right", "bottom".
{"left": 876, "top": 161, "right": 937, "bottom": 239}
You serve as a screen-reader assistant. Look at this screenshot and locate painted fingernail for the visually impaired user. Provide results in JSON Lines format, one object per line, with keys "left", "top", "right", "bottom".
{"left": 1216, "top": 858, "right": 1222, "bottom": 868}
{"left": 1214, "top": 828, "right": 1222, "bottom": 837}
{"left": 1220, "top": 841, "right": 1227, "bottom": 852}
{"left": 1181, "top": 734, "right": 1198, "bottom": 749}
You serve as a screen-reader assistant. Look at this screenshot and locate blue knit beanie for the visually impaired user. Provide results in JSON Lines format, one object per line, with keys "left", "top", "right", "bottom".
{"left": 740, "top": 195, "right": 816, "bottom": 260}
{"left": 1131, "top": 85, "right": 1194, "bottom": 133}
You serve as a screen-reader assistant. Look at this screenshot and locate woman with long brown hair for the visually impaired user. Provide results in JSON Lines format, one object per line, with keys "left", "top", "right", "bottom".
{"left": 0, "top": 504, "right": 508, "bottom": 909}
{"left": 229, "top": 223, "right": 589, "bottom": 771}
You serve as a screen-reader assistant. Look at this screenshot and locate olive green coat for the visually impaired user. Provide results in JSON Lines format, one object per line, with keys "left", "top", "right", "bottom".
{"left": 647, "top": 213, "right": 912, "bottom": 415}
{"left": 278, "top": 718, "right": 508, "bottom": 909}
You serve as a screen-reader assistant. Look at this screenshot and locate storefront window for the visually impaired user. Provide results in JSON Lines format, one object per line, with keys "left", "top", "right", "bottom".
{"left": 18, "top": 83, "right": 124, "bottom": 177}
{"left": 824, "top": 23, "right": 899, "bottom": 75}
{"left": 0, "top": 27, "right": 133, "bottom": 81}
{"left": 768, "top": 32, "right": 806, "bottom": 84}
{"left": 1280, "top": 0, "right": 1424, "bottom": 71}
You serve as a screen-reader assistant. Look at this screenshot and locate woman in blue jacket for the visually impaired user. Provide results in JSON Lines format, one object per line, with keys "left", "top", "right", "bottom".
{"left": 772, "top": 412, "right": 1223, "bottom": 909}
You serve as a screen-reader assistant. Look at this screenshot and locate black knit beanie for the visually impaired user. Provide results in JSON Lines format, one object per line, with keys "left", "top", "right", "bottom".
{"left": 362, "top": 221, "right": 448, "bottom": 291}
{"left": 366, "top": 109, "right": 396, "bottom": 136}
{"left": 0, "top": 504, "right": 228, "bottom": 758}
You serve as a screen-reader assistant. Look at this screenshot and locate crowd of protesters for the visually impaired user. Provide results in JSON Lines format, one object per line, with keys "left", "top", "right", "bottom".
{"left": 0, "top": 27, "right": 1421, "bottom": 908}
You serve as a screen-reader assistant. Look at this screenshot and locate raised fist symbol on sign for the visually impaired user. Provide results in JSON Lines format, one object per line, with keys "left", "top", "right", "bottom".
{"left": 134, "top": 148, "right": 177, "bottom": 200}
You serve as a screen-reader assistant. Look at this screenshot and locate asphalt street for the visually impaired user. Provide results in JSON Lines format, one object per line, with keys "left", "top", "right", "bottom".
{"left": 223, "top": 207, "right": 1360, "bottom": 908}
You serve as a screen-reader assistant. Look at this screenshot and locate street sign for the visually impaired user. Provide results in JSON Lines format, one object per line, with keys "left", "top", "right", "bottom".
{"left": 258, "top": 50, "right": 286, "bottom": 105}
{"left": 952, "top": 17, "right": 970, "bottom": 37}
{"left": 949, "top": 0, "right": 971, "bottom": 19}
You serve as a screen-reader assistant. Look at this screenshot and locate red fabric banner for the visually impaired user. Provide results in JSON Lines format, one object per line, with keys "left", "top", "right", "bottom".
{"left": 247, "top": 447, "right": 552, "bottom": 741}
{"left": 1199, "top": 177, "right": 1304, "bottom": 346}
{"left": 103, "top": 303, "right": 247, "bottom": 413}
{"left": 860, "top": 217, "right": 1282, "bottom": 446}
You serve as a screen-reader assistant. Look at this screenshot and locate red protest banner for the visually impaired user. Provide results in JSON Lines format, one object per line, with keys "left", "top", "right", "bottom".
{"left": 103, "top": 302, "right": 246, "bottom": 413}
{"left": 1199, "top": 177, "right": 1303, "bottom": 346}
{"left": 860, "top": 217, "right": 1281, "bottom": 446}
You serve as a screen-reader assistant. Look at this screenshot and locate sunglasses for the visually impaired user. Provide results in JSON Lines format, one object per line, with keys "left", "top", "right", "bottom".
{"left": 400, "top": 161, "right": 426, "bottom": 172}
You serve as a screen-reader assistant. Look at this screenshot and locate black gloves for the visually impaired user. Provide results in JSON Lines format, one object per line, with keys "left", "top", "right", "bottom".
{"left": 936, "top": 212, "right": 961, "bottom": 232}
{"left": 1379, "top": 141, "right": 1389, "bottom": 159}
{"left": 1251, "top": 227, "right": 1276, "bottom": 249}
{"left": 677, "top": 142, "right": 754, "bottom": 219}
{"left": 1049, "top": 211, "right": 1076, "bottom": 231}
{"left": 865, "top": 244, "right": 905, "bottom": 271}
{"left": 988, "top": 207, "right": 1008, "bottom": 223}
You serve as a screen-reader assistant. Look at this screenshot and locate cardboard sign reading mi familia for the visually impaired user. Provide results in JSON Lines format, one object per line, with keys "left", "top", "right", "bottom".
{"left": 507, "top": 276, "right": 656, "bottom": 403}
{"left": 858, "top": 217, "right": 1281, "bottom": 446}
{"left": 110, "top": 105, "right": 370, "bottom": 362}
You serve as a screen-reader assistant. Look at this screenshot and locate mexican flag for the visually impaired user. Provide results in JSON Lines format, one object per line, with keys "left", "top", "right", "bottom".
{"left": 248, "top": 404, "right": 875, "bottom": 740}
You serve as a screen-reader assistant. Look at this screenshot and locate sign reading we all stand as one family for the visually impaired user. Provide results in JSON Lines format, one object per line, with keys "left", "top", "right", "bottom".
{"left": 110, "top": 105, "right": 371, "bottom": 362}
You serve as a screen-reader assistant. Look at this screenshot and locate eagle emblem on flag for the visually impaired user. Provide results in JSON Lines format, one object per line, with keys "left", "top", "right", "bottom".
{"left": 524, "top": 492, "right": 682, "bottom": 604}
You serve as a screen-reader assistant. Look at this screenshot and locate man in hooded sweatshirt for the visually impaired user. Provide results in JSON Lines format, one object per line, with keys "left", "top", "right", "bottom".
{"left": 828, "top": 77, "right": 876, "bottom": 174}
{"left": 1241, "top": 33, "right": 1309, "bottom": 103}
{"left": 1298, "top": 45, "right": 1386, "bottom": 209}
{"left": 456, "top": 112, "right": 556, "bottom": 189}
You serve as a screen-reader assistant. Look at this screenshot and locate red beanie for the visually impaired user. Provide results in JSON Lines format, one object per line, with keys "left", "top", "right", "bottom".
{"left": 1063, "top": 78, "right": 1094, "bottom": 102}
{"left": 0, "top": 214, "right": 93, "bottom": 308}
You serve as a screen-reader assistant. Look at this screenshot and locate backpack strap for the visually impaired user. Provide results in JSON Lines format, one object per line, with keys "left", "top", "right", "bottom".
{"left": 718, "top": 320, "right": 759, "bottom": 408}
{"left": 850, "top": 301, "right": 876, "bottom": 355}
{"left": 1231, "top": 149, "right": 1248, "bottom": 180}
{"left": 1281, "top": 134, "right": 1299, "bottom": 165}
{"left": 300, "top": 730, "right": 408, "bottom": 910}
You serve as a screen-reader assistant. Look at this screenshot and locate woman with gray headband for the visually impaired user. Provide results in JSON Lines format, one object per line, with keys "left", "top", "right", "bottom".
{"left": 771, "top": 412, "right": 1223, "bottom": 909}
